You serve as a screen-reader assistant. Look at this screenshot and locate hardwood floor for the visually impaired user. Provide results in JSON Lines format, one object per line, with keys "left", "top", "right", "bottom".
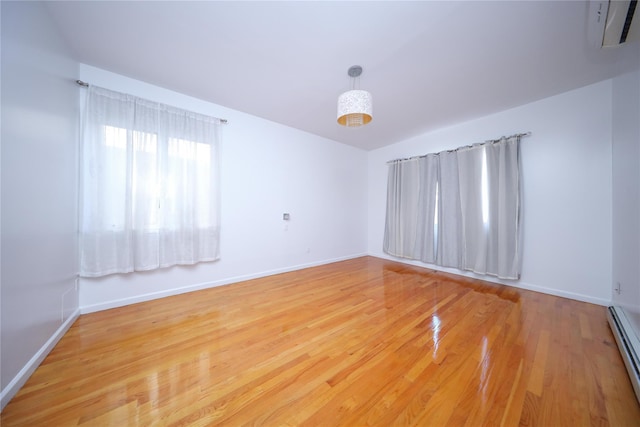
{"left": 2, "top": 256, "right": 639, "bottom": 426}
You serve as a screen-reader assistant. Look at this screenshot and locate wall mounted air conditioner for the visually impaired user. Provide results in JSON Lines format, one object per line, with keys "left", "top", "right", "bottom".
{"left": 589, "top": 1, "right": 639, "bottom": 47}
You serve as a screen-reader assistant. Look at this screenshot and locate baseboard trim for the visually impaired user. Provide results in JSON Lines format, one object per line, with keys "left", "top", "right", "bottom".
{"left": 369, "top": 254, "right": 611, "bottom": 306}
{"left": 0, "top": 308, "right": 81, "bottom": 411}
{"left": 80, "top": 253, "right": 368, "bottom": 314}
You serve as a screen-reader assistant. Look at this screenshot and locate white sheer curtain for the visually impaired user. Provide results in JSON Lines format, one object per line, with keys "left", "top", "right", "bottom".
{"left": 383, "top": 135, "right": 522, "bottom": 280}
{"left": 80, "top": 86, "right": 222, "bottom": 277}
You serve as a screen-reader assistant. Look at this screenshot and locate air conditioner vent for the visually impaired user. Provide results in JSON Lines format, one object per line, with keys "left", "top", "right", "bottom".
{"left": 620, "top": 0, "right": 638, "bottom": 43}
{"left": 602, "top": 0, "right": 639, "bottom": 47}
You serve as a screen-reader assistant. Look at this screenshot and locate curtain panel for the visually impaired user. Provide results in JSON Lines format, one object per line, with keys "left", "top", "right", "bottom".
{"left": 80, "top": 86, "right": 222, "bottom": 277}
{"left": 383, "top": 135, "right": 522, "bottom": 280}
{"left": 383, "top": 155, "right": 439, "bottom": 263}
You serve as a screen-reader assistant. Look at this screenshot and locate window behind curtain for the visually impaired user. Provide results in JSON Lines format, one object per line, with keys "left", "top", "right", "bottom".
{"left": 80, "top": 86, "right": 222, "bottom": 277}
{"left": 383, "top": 136, "right": 521, "bottom": 280}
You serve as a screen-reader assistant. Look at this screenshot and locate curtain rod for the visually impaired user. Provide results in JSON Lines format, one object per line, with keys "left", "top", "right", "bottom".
{"left": 75, "top": 79, "right": 228, "bottom": 124}
{"left": 387, "top": 131, "right": 531, "bottom": 164}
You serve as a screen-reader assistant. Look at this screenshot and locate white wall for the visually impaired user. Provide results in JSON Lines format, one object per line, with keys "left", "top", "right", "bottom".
{"left": 1, "top": 1, "right": 79, "bottom": 408}
{"left": 368, "top": 80, "right": 613, "bottom": 305}
{"left": 612, "top": 67, "right": 640, "bottom": 333}
{"left": 78, "top": 65, "right": 368, "bottom": 312}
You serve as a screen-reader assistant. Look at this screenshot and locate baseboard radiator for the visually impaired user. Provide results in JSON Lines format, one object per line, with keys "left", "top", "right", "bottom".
{"left": 607, "top": 306, "right": 640, "bottom": 404}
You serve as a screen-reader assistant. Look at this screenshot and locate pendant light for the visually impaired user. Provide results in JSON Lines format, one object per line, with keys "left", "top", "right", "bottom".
{"left": 337, "top": 65, "right": 373, "bottom": 127}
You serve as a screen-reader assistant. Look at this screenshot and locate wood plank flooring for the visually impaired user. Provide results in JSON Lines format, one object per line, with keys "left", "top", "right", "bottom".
{"left": 2, "top": 256, "right": 639, "bottom": 426}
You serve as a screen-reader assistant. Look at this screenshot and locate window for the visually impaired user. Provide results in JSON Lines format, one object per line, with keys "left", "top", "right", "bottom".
{"left": 80, "top": 86, "right": 222, "bottom": 277}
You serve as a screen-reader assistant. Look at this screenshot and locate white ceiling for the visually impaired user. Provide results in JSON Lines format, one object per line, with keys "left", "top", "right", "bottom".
{"left": 44, "top": 1, "right": 640, "bottom": 150}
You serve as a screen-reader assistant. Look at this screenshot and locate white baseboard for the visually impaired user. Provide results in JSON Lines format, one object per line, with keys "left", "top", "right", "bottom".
{"left": 369, "top": 253, "right": 611, "bottom": 306}
{"left": 80, "top": 253, "right": 368, "bottom": 314}
{"left": 0, "top": 308, "right": 81, "bottom": 411}
{"left": 81, "top": 250, "right": 610, "bottom": 312}
{"left": 501, "top": 278, "right": 611, "bottom": 306}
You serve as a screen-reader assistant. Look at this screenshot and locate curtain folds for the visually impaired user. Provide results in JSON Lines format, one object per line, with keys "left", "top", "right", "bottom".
{"left": 436, "top": 150, "right": 463, "bottom": 269}
{"left": 80, "top": 86, "right": 222, "bottom": 277}
{"left": 383, "top": 135, "right": 521, "bottom": 280}
{"left": 383, "top": 155, "right": 438, "bottom": 263}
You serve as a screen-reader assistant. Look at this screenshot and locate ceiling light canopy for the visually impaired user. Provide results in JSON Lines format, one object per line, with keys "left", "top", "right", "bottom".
{"left": 337, "top": 65, "right": 372, "bottom": 127}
